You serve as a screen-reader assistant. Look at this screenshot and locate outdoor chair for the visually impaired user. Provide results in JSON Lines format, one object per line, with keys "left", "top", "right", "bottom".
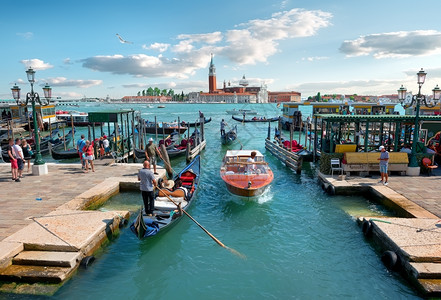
{"left": 422, "top": 157, "right": 438, "bottom": 176}
{"left": 330, "top": 158, "right": 343, "bottom": 177}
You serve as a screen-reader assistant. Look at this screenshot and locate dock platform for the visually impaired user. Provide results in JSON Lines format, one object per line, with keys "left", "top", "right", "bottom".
{"left": 0, "top": 160, "right": 167, "bottom": 295}
{"left": 319, "top": 172, "right": 441, "bottom": 296}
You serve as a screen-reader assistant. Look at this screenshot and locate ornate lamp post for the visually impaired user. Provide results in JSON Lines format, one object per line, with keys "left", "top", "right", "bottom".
{"left": 11, "top": 67, "right": 52, "bottom": 175}
{"left": 397, "top": 68, "right": 441, "bottom": 168}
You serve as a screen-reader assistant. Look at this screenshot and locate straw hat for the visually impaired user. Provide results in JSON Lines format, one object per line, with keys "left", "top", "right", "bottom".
{"left": 163, "top": 179, "right": 175, "bottom": 189}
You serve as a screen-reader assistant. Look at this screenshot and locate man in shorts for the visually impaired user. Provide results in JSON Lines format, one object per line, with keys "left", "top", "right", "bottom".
{"left": 378, "top": 145, "right": 389, "bottom": 185}
{"left": 12, "top": 138, "right": 24, "bottom": 180}
{"left": 76, "top": 134, "right": 86, "bottom": 169}
{"left": 6, "top": 138, "right": 18, "bottom": 181}
{"left": 144, "top": 138, "right": 162, "bottom": 175}
{"left": 103, "top": 135, "right": 110, "bottom": 157}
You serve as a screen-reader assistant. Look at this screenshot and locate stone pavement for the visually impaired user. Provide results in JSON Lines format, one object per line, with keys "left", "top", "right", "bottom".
{"left": 338, "top": 174, "right": 441, "bottom": 218}
{"left": 0, "top": 160, "right": 164, "bottom": 242}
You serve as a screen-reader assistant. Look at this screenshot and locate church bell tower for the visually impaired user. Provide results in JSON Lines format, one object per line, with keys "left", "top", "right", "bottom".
{"left": 208, "top": 53, "right": 216, "bottom": 93}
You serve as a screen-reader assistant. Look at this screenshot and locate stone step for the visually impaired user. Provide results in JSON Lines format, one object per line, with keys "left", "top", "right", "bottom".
{"left": 418, "top": 279, "right": 441, "bottom": 297}
{"left": 12, "top": 251, "right": 82, "bottom": 268}
{"left": 409, "top": 262, "right": 441, "bottom": 279}
{"left": 0, "top": 264, "right": 76, "bottom": 283}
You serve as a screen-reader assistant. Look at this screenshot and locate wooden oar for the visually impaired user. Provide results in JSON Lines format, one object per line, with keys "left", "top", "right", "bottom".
{"left": 159, "top": 189, "right": 245, "bottom": 259}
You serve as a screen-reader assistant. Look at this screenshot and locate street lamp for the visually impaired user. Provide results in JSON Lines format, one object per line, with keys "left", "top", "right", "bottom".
{"left": 397, "top": 68, "right": 441, "bottom": 168}
{"left": 11, "top": 67, "right": 52, "bottom": 174}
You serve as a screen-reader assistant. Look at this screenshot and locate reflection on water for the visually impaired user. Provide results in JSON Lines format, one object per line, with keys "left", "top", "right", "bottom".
{"left": 35, "top": 103, "right": 419, "bottom": 299}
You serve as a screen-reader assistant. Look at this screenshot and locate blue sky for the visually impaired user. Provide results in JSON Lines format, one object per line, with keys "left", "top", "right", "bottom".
{"left": 1, "top": 0, "right": 441, "bottom": 100}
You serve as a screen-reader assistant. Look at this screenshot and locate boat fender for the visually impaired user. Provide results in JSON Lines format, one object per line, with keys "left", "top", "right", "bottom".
{"left": 381, "top": 250, "right": 400, "bottom": 271}
{"left": 361, "top": 220, "right": 372, "bottom": 237}
{"left": 321, "top": 182, "right": 326, "bottom": 191}
{"left": 326, "top": 184, "right": 335, "bottom": 195}
{"left": 80, "top": 256, "right": 95, "bottom": 269}
{"left": 119, "top": 218, "right": 128, "bottom": 228}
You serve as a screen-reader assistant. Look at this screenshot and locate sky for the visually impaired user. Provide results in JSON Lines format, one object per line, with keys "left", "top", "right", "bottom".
{"left": 1, "top": 0, "right": 441, "bottom": 100}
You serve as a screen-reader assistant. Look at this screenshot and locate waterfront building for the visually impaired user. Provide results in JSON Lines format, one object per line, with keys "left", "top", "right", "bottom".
{"left": 194, "top": 54, "right": 268, "bottom": 103}
{"left": 268, "top": 91, "right": 301, "bottom": 103}
{"left": 121, "top": 95, "right": 171, "bottom": 103}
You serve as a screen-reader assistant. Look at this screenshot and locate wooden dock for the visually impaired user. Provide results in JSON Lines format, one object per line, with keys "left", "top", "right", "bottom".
{"left": 265, "top": 138, "right": 302, "bottom": 174}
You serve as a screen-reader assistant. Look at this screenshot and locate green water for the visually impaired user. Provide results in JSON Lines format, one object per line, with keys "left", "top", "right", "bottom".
{"left": 32, "top": 104, "right": 420, "bottom": 298}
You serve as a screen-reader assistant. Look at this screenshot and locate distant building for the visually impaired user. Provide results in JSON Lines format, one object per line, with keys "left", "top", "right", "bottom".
{"left": 121, "top": 95, "right": 171, "bottom": 103}
{"left": 197, "top": 54, "right": 268, "bottom": 103}
{"left": 268, "top": 91, "right": 301, "bottom": 103}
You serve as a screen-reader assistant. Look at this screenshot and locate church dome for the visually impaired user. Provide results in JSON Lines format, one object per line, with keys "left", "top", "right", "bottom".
{"left": 239, "top": 75, "right": 249, "bottom": 87}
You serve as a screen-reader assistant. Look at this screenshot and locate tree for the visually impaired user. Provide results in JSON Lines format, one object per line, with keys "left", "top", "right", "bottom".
{"left": 137, "top": 91, "right": 141, "bottom": 96}
{"left": 161, "top": 89, "right": 167, "bottom": 96}
{"left": 181, "top": 91, "right": 184, "bottom": 101}
{"left": 316, "top": 92, "right": 321, "bottom": 102}
{"left": 147, "top": 87, "right": 154, "bottom": 96}
{"left": 167, "top": 89, "right": 174, "bottom": 97}
{"left": 154, "top": 87, "right": 161, "bottom": 96}
{"left": 142, "top": 90, "right": 145, "bottom": 96}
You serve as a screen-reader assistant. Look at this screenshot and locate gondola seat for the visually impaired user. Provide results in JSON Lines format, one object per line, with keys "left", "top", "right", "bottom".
{"left": 155, "top": 198, "right": 188, "bottom": 211}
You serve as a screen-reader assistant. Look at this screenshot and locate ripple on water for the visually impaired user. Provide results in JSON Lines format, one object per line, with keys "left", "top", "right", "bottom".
{"left": 51, "top": 103, "right": 418, "bottom": 300}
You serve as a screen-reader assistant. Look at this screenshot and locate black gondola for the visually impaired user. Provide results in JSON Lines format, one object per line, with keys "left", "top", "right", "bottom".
{"left": 50, "top": 147, "right": 78, "bottom": 160}
{"left": 232, "top": 116, "right": 279, "bottom": 123}
{"left": 130, "top": 155, "right": 200, "bottom": 239}
{"left": 180, "top": 117, "right": 212, "bottom": 127}
{"left": 221, "top": 125, "right": 237, "bottom": 145}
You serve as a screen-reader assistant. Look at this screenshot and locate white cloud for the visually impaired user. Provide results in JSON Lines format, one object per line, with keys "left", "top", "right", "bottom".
{"left": 82, "top": 8, "right": 332, "bottom": 77}
{"left": 43, "top": 77, "right": 102, "bottom": 88}
{"left": 142, "top": 42, "right": 170, "bottom": 52}
{"left": 20, "top": 59, "right": 53, "bottom": 70}
{"left": 177, "top": 32, "right": 223, "bottom": 44}
{"left": 17, "top": 32, "right": 33, "bottom": 39}
{"left": 63, "top": 58, "right": 73, "bottom": 65}
{"left": 56, "top": 91, "right": 83, "bottom": 98}
{"left": 340, "top": 30, "right": 441, "bottom": 59}
{"left": 302, "top": 56, "right": 329, "bottom": 62}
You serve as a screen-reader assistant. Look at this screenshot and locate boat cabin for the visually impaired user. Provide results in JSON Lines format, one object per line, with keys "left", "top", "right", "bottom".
{"left": 221, "top": 150, "right": 270, "bottom": 175}
{"left": 0, "top": 103, "right": 28, "bottom": 123}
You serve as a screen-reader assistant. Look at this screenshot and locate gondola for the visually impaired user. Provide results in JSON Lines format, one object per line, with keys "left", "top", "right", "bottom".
{"left": 221, "top": 125, "right": 237, "bottom": 145}
{"left": 134, "top": 138, "right": 192, "bottom": 159}
{"left": 180, "top": 117, "right": 212, "bottom": 127}
{"left": 50, "top": 147, "right": 78, "bottom": 160}
{"left": 130, "top": 155, "right": 200, "bottom": 239}
{"left": 232, "top": 116, "right": 279, "bottom": 123}
{"left": 144, "top": 121, "right": 187, "bottom": 134}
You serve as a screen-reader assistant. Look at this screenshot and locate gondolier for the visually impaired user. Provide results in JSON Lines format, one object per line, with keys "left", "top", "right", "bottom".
{"left": 144, "top": 138, "right": 163, "bottom": 175}
{"left": 138, "top": 160, "right": 157, "bottom": 216}
{"left": 220, "top": 119, "right": 227, "bottom": 136}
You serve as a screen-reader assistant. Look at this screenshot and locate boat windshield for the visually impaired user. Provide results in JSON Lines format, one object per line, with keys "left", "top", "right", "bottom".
{"left": 222, "top": 161, "right": 270, "bottom": 175}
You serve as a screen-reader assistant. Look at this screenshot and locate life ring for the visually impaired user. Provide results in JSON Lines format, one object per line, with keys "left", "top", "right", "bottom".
{"left": 326, "top": 184, "right": 335, "bottom": 195}
{"left": 381, "top": 250, "right": 399, "bottom": 270}
{"left": 80, "top": 256, "right": 95, "bottom": 269}
{"left": 361, "top": 220, "right": 372, "bottom": 237}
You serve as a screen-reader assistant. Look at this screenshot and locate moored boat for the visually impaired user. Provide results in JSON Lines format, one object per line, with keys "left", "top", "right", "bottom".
{"left": 232, "top": 115, "right": 279, "bottom": 123}
{"left": 130, "top": 155, "right": 200, "bottom": 239}
{"left": 226, "top": 108, "right": 257, "bottom": 115}
{"left": 144, "top": 121, "right": 187, "bottom": 134}
{"left": 220, "top": 150, "right": 273, "bottom": 197}
{"left": 180, "top": 117, "right": 212, "bottom": 127}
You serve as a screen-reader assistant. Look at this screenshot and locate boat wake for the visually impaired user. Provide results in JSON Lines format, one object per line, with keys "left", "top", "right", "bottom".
{"left": 256, "top": 186, "right": 273, "bottom": 204}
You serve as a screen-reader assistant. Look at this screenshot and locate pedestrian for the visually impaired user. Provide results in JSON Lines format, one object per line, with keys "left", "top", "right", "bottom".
{"left": 82, "top": 140, "right": 95, "bottom": 173}
{"left": 220, "top": 119, "right": 227, "bottom": 136}
{"left": 6, "top": 138, "right": 18, "bottom": 181}
{"left": 76, "top": 134, "right": 86, "bottom": 169}
{"left": 144, "top": 138, "right": 162, "bottom": 175}
{"left": 13, "top": 138, "right": 24, "bottom": 180}
{"left": 99, "top": 136, "right": 105, "bottom": 159}
{"left": 102, "top": 135, "right": 110, "bottom": 157}
{"left": 378, "top": 145, "right": 389, "bottom": 185}
{"left": 21, "top": 139, "right": 33, "bottom": 173}
{"left": 138, "top": 160, "right": 157, "bottom": 216}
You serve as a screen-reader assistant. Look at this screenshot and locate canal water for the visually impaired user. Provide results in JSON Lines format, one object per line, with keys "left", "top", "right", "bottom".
{"left": 32, "top": 104, "right": 421, "bottom": 298}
